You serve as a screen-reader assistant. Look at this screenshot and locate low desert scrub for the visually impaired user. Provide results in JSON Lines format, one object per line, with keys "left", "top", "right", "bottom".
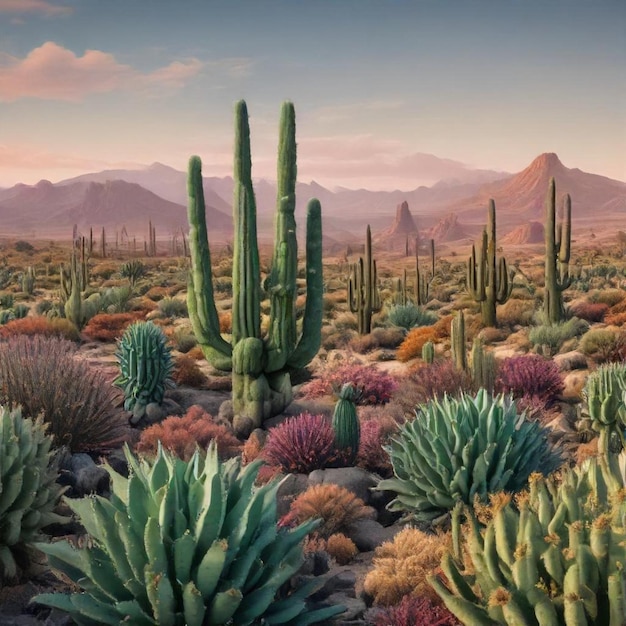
{"left": 169, "top": 325, "right": 198, "bottom": 353}
{"left": 365, "top": 595, "right": 460, "bottom": 626}
{"left": 497, "top": 298, "right": 536, "bottom": 327}
{"left": 528, "top": 317, "right": 588, "bottom": 355}
{"left": 477, "top": 325, "right": 508, "bottom": 344}
{"left": 82, "top": 311, "right": 144, "bottom": 342}
{"left": 605, "top": 311, "right": 626, "bottom": 327}
{"left": 135, "top": 405, "right": 241, "bottom": 461}
{"left": 0, "top": 335, "right": 128, "bottom": 452}
{"left": 494, "top": 354, "right": 564, "bottom": 408}
{"left": 326, "top": 533, "right": 359, "bottom": 565}
{"left": 588, "top": 288, "right": 625, "bottom": 307}
{"left": 157, "top": 297, "right": 188, "bottom": 318}
{"left": 144, "top": 285, "right": 169, "bottom": 301}
{"left": 321, "top": 326, "right": 357, "bottom": 350}
{"left": 355, "top": 412, "right": 399, "bottom": 476}
{"left": 569, "top": 300, "right": 609, "bottom": 323}
{"left": 279, "top": 483, "right": 373, "bottom": 538}
{"left": 348, "top": 326, "right": 406, "bottom": 354}
{"left": 172, "top": 354, "right": 207, "bottom": 387}
{"left": 331, "top": 311, "right": 360, "bottom": 332}
{"left": 0, "top": 316, "right": 80, "bottom": 341}
{"left": 396, "top": 326, "right": 438, "bottom": 362}
{"left": 387, "top": 303, "right": 437, "bottom": 330}
{"left": 579, "top": 328, "right": 626, "bottom": 363}
{"left": 262, "top": 413, "right": 338, "bottom": 473}
{"left": 363, "top": 527, "right": 451, "bottom": 606}
{"left": 218, "top": 311, "right": 232, "bottom": 334}
{"left": 300, "top": 360, "right": 398, "bottom": 404}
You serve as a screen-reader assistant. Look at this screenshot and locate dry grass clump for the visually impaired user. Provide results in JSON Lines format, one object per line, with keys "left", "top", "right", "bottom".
{"left": 326, "top": 533, "right": 359, "bottom": 565}
{"left": 172, "top": 354, "right": 208, "bottom": 387}
{"left": 280, "top": 483, "right": 373, "bottom": 539}
{"left": 135, "top": 405, "right": 241, "bottom": 461}
{"left": 588, "top": 288, "right": 625, "bottom": 307}
{"left": 396, "top": 326, "right": 438, "bottom": 362}
{"left": 0, "top": 316, "right": 80, "bottom": 341}
{"left": 497, "top": 298, "right": 536, "bottom": 327}
{"left": 363, "top": 526, "right": 451, "bottom": 606}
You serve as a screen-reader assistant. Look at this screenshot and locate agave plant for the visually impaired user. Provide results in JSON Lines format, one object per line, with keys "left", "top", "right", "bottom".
{"left": 430, "top": 454, "right": 626, "bottom": 625}
{"left": 114, "top": 321, "right": 175, "bottom": 420}
{"left": 0, "top": 406, "right": 67, "bottom": 582}
{"left": 377, "top": 390, "right": 562, "bottom": 522}
{"left": 33, "top": 443, "right": 345, "bottom": 625}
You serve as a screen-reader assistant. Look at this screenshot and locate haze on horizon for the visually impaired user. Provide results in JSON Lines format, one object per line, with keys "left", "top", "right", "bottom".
{"left": 0, "top": 0, "right": 624, "bottom": 190}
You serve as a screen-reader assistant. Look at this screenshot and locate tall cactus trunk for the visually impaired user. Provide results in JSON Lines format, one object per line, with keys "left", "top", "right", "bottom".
{"left": 544, "top": 177, "right": 572, "bottom": 325}
{"left": 348, "top": 225, "right": 381, "bottom": 334}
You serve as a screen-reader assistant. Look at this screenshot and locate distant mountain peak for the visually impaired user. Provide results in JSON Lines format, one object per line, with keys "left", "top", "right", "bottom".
{"left": 527, "top": 152, "right": 565, "bottom": 174}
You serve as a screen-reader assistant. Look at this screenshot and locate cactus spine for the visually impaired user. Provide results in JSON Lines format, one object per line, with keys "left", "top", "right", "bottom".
{"left": 544, "top": 177, "right": 572, "bottom": 324}
{"left": 416, "top": 238, "right": 435, "bottom": 306}
{"left": 187, "top": 101, "right": 323, "bottom": 436}
{"left": 467, "top": 200, "right": 513, "bottom": 327}
{"left": 348, "top": 225, "right": 381, "bottom": 334}
{"left": 332, "top": 383, "right": 360, "bottom": 466}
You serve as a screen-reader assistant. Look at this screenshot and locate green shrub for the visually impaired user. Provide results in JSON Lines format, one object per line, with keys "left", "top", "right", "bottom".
{"left": 580, "top": 328, "right": 619, "bottom": 362}
{"left": 528, "top": 317, "right": 589, "bottom": 355}
{"left": 0, "top": 406, "right": 67, "bottom": 582}
{"left": 387, "top": 303, "right": 437, "bottom": 330}
{"left": 378, "top": 390, "right": 562, "bottom": 523}
{"left": 114, "top": 321, "right": 175, "bottom": 419}
{"left": 120, "top": 259, "right": 146, "bottom": 287}
{"left": 158, "top": 297, "right": 188, "bottom": 318}
{"left": 33, "top": 444, "right": 345, "bottom": 626}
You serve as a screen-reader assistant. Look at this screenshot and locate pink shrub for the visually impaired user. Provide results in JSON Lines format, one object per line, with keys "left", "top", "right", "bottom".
{"left": 569, "top": 301, "right": 609, "bottom": 323}
{"left": 366, "top": 595, "right": 461, "bottom": 626}
{"left": 262, "top": 413, "right": 338, "bottom": 474}
{"left": 494, "top": 354, "right": 564, "bottom": 407}
{"left": 300, "top": 361, "right": 398, "bottom": 405}
{"left": 357, "top": 418, "right": 396, "bottom": 477}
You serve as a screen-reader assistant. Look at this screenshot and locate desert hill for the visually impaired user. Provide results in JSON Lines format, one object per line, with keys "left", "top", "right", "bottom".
{"left": 502, "top": 221, "right": 544, "bottom": 245}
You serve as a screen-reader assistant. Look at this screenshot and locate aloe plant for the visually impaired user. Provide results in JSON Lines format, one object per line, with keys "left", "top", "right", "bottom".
{"left": 378, "top": 390, "right": 562, "bottom": 523}
{"left": 33, "top": 443, "right": 345, "bottom": 626}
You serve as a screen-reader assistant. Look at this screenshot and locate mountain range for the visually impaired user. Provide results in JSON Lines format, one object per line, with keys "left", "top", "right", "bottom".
{"left": 0, "top": 153, "right": 623, "bottom": 243}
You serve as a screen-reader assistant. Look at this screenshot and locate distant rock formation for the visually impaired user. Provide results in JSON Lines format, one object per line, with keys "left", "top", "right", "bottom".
{"left": 427, "top": 213, "right": 468, "bottom": 242}
{"left": 373, "top": 200, "right": 419, "bottom": 252}
{"left": 502, "top": 221, "right": 544, "bottom": 245}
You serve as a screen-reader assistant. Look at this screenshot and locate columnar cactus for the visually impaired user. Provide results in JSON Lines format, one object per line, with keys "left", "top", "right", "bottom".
{"left": 187, "top": 101, "right": 323, "bottom": 435}
{"left": 467, "top": 200, "right": 514, "bottom": 327}
{"left": 470, "top": 336, "right": 496, "bottom": 394}
{"left": 451, "top": 309, "right": 467, "bottom": 371}
{"left": 544, "top": 177, "right": 572, "bottom": 324}
{"left": 332, "top": 383, "right": 360, "bottom": 466}
{"left": 416, "top": 238, "right": 435, "bottom": 306}
{"left": 348, "top": 225, "right": 381, "bottom": 335}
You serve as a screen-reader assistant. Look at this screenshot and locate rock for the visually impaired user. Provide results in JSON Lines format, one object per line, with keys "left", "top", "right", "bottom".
{"left": 327, "top": 594, "right": 367, "bottom": 623}
{"left": 554, "top": 350, "right": 588, "bottom": 371}
{"left": 104, "top": 448, "right": 129, "bottom": 477}
{"left": 61, "top": 453, "right": 109, "bottom": 497}
{"left": 276, "top": 473, "right": 309, "bottom": 518}
{"left": 308, "top": 468, "right": 378, "bottom": 505}
{"left": 345, "top": 518, "right": 397, "bottom": 552}
{"left": 143, "top": 398, "right": 183, "bottom": 425}
{"left": 368, "top": 489, "right": 401, "bottom": 527}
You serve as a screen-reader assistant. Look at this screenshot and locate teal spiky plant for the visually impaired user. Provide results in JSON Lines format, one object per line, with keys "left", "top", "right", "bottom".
{"left": 0, "top": 406, "right": 67, "bottom": 582}
{"left": 377, "top": 390, "right": 562, "bottom": 523}
{"left": 187, "top": 101, "right": 323, "bottom": 435}
{"left": 332, "top": 383, "right": 361, "bottom": 466}
{"left": 33, "top": 443, "right": 345, "bottom": 626}
{"left": 114, "top": 321, "right": 174, "bottom": 420}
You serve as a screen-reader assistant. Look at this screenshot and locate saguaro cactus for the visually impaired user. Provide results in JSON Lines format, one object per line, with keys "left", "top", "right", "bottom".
{"left": 187, "top": 101, "right": 323, "bottom": 436}
{"left": 544, "top": 177, "right": 572, "bottom": 324}
{"left": 348, "top": 225, "right": 381, "bottom": 334}
{"left": 467, "top": 200, "right": 514, "bottom": 327}
{"left": 416, "top": 238, "right": 435, "bottom": 306}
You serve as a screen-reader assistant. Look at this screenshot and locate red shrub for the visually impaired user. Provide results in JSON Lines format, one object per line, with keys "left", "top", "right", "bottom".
{"left": 135, "top": 405, "right": 241, "bottom": 461}
{"left": 366, "top": 595, "right": 461, "bottom": 626}
{"left": 357, "top": 418, "right": 396, "bottom": 477}
{"left": 262, "top": 413, "right": 338, "bottom": 474}
{"left": 569, "top": 301, "right": 609, "bottom": 323}
{"left": 300, "top": 361, "right": 398, "bottom": 405}
{"left": 173, "top": 354, "right": 207, "bottom": 387}
{"left": 494, "top": 354, "right": 564, "bottom": 407}
{"left": 0, "top": 316, "right": 80, "bottom": 341}
{"left": 82, "top": 312, "right": 144, "bottom": 342}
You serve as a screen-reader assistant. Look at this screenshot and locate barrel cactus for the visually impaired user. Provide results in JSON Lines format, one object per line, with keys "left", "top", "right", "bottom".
{"left": 377, "top": 390, "right": 562, "bottom": 523}
{"left": 0, "top": 406, "right": 67, "bottom": 582}
{"left": 114, "top": 321, "right": 174, "bottom": 420}
{"left": 429, "top": 454, "right": 626, "bottom": 625}
{"left": 332, "top": 383, "right": 361, "bottom": 466}
{"left": 33, "top": 443, "right": 345, "bottom": 625}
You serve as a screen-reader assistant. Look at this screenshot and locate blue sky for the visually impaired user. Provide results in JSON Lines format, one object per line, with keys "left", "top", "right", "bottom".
{"left": 0, "top": 0, "right": 624, "bottom": 189}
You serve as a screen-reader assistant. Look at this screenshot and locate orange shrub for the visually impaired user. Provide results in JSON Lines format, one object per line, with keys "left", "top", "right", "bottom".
{"left": 82, "top": 312, "right": 144, "bottom": 342}
{"left": 0, "top": 316, "right": 80, "bottom": 341}
{"left": 135, "top": 405, "right": 241, "bottom": 461}
{"left": 144, "top": 286, "right": 169, "bottom": 302}
{"left": 187, "top": 345, "right": 206, "bottom": 360}
{"left": 219, "top": 311, "right": 232, "bottom": 334}
{"left": 432, "top": 314, "right": 453, "bottom": 340}
{"left": 326, "top": 533, "right": 358, "bottom": 565}
{"left": 396, "top": 326, "right": 438, "bottom": 362}
{"left": 605, "top": 311, "right": 626, "bottom": 327}
{"left": 173, "top": 354, "right": 207, "bottom": 387}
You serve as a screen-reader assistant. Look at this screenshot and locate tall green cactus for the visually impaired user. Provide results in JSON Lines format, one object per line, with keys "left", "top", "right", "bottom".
{"left": 348, "top": 225, "right": 381, "bottom": 334}
{"left": 416, "top": 238, "right": 435, "bottom": 306}
{"left": 467, "top": 200, "right": 514, "bottom": 327}
{"left": 544, "top": 177, "right": 572, "bottom": 324}
{"left": 187, "top": 101, "right": 323, "bottom": 436}
{"left": 451, "top": 309, "right": 467, "bottom": 371}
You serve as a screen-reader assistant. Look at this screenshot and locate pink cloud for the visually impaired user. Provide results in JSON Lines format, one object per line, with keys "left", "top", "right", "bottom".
{"left": 0, "top": 42, "right": 204, "bottom": 101}
{"left": 0, "top": 0, "right": 71, "bottom": 15}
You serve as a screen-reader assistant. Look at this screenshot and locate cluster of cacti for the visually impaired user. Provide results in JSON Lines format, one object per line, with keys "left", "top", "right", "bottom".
{"left": 60, "top": 237, "right": 92, "bottom": 329}
{"left": 0, "top": 406, "right": 67, "bottom": 582}
{"left": 544, "top": 176, "right": 572, "bottom": 324}
{"left": 332, "top": 383, "right": 361, "bottom": 465}
{"left": 349, "top": 225, "right": 382, "bottom": 335}
{"left": 20, "top": 266, "right": 35, "bottom": 295}
{"left": 429, "top": 455, "right": 626, "bottom": 625}
{"left": 377, "top": 390, "right": 562, "bottom": 523}
{"left": 416, "top": 238, "right": 436, "bottom": 306}
{"left": 187, "top": 100, "right": 323, "bottom": 435}
{"left": 470, "top": 337, "right": 496, "bottom": 394}
{"left": 582, "top": 362, "right": 626, "bottom": 457}
{"left": 34, "top": 443, "right": 345, "bottom": 625}
{"left": 114, "top": 320, "right": 175, "bottom": 420}
{"left": 146, "top": 219, "right": 157, "bottom": 256}
{"left": 466, "top": 200, "right": 514, "bottom": 327}
{"left": 120, "top": 259, "right": 146, "bottom": 288}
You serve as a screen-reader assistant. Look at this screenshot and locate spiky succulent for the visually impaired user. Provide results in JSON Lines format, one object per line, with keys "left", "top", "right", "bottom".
{"left": 114, "top": 321, "right": 174, "bottom": 419}
{"left": 33, "top": 443, "right": 345, "bottom": 626}
{"left": 332, "top": 383, "right": 360, "bottom": 466}
{"left": 0, "top": 406, "right": 67, "bottom": 582}
{"left": 430, "top": 454, "right": 626, "bottom": 625}
{"left": 378, "top": 390, "right": 562, "bottom": 522}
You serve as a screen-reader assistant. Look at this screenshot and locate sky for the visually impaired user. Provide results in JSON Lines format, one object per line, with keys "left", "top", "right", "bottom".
{"left": 0, "top": 0, "right": 624, "bottom": 190}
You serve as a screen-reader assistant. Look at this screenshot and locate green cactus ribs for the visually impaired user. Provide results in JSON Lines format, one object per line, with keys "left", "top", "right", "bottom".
{"left": 187, "top": 101, "right": 323, "bottom": 436}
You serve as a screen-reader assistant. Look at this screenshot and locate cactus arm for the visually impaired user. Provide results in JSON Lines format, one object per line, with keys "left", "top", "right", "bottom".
{"left": 288, "top": 199, "right": 323, "bottom": 369}
{"left": 186, "top": 155, "right": 233, "bottom": 362}
{"left": 467, "top": 239, "right": 486, "bottom": 302}
{"left": 558, "top": 193, "right": 572, "bottom": 289}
